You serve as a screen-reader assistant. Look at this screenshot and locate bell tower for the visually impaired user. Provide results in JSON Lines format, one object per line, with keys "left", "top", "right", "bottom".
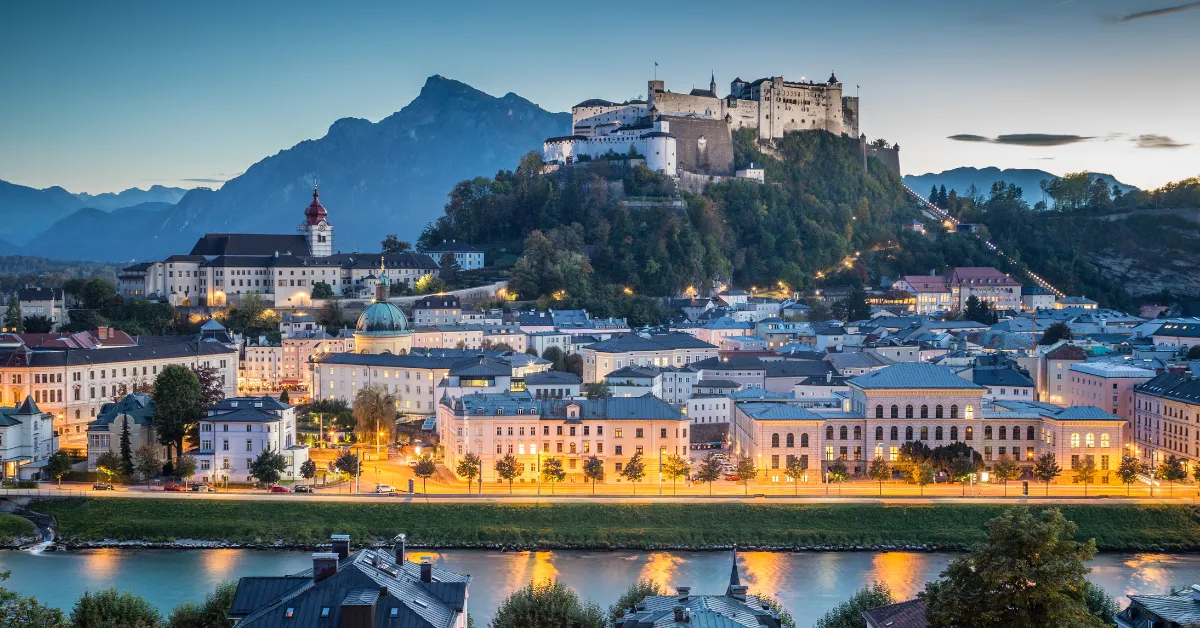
{"left": 299, "top": 181, "right": 333, "bottom": 257}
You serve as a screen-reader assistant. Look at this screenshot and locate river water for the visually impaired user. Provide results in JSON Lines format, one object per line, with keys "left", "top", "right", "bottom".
{"left": 1, "top": 549, "right": 1196, "bottom": 625}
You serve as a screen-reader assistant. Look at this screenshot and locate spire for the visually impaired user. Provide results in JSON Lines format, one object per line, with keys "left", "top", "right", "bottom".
{"left": 710, "top": 71, "right": 716, "bottom": 94}
{"left": 726, "top": 548, "right": 741, "bottom": 594}
{"left": 304, "top": 180, "right": 329, "bottom": 226}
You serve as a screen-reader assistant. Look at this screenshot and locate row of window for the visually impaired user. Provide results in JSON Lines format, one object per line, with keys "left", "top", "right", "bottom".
{"left": 875, "top": 404, "right": 973, "bottom": 420}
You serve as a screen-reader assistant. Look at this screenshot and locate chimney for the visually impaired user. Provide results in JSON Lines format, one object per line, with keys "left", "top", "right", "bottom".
{"left": 673, "top": 606, "right": 686, "bottom": 623}
{"left": 729, "top": 585, "right": 748, "bottom": 601}
{"left": 676, "top": 586, "right": 690, "bottom": 602}
{"left": 1191, "top": 584, "right": 1200, "bottom": 602}
{"left": 393, "top": 534, "right": 406, "bottom": 564}
{"left": 331, "top": 534, "right": 351, "bottom": 559}
{"left": 312, "top": 552, "right": 339, "bottom": 583}
{"left": 420, "top": 557, "right": 433, "bottom": 583}
{"left": 379, "top": 586, "right": 388, "bottom": 598}
{"left": 826, "top": 371, "right": 832, "bottom": 383}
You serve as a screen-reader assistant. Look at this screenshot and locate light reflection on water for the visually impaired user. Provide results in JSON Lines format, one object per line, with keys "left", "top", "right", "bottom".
{"left": 3, "top": 549, "right": 1199, "bottom": 626}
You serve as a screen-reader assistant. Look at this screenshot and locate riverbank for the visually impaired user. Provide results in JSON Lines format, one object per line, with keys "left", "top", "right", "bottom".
{"left": 26, "top": 498, "right": 1200, "bottom": 552}
{"left": 0, "top": 513, "right": 36, "bottom": 546}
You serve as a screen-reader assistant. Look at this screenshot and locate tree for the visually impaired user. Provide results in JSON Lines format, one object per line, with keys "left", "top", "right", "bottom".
{"left": 1117, "top": 455, "right": 1143, "bottom": 496}
{"left": 815, "top": 582, "right": 894, "bottom": 628}
{"left": 842, "top": 285, "right": 871, "bottom": 322}
{"left": 582, "top": 455, "right": 604, "bottom": 495}
{"left": 490, "top": 580, "right": 604, "bottom": 628}
{"left": 317, "top": 298, "right": 347, "bottom": 330}
{"left": 696, "top": 452, "right": 723, "bottom": 495}
{"left": 21, "top": 316, "right": 53, "bottom": 333}
{"left": 1071, "top": 456, "right": 1096, "bottom": 496}
{"left": 413, "top": 456, "right": 436, "bottom": 493}
{"left": 1084, "top": 581, "right": 1119, "bottom": 626}
{"left": 70, "top": 588, "right": 161, "bottom": 628}
{"left": 119, "top": 418, "right": 135, "bottom": 477}
{"left": 1157, "top": 455, "right": 1187, "bottom": 496}
{"left": 929, "top": 185, "right": 940, "bottom": 206}
{"left": 1034, "top": 453, "right": 1061, "bottom": 495}
{"left": 438, "top": 252, "right": 462, "bottom": 287}
{"left": 152, "top": 365, "right": 202, "bottom": 466}
{"left": 310, "top": 281, "right": 334, "bottom": 299}
{"left": 300, "top": 459, "right": 317, "bottom": 482}
{"left": 44, "top": 449, "right": 73, "bottom": 487}
{"left": 278, "top": 389, "right": 290, "bottom": 404}
{"left": 165, "top": 581, "right": 236, "bottom": 628}
{"left": 0, "top": 570, "right": 68, "bottom": 627}
{"left": 867, "top": 456, "right": 891, "bottom": 496}
{"left": 541, "top": 456, "right": 565, "bottom": 494}
{"left": 308, "top": 398, "right": 355, "bottom": 433}
{"left": 949, "top": 455, "right": 978, "bottom": 495}
{"left": 920, "top": 508, "right": 1103, "bottom": 627}
{"left": 352, "top": 386, "right": 398, "bottom": 451}
{"left": 414, "top": 274, "right": 447, "bottom": 295}
{"left": 827, "top": 460, "right": 849, "bottom": 493}
{"left": 335, "top": 450, "right": 361, "bottom": 479}
{"left": 541, "top": 346, "right": 567, "bottom": 372}
{"left": 563, "top": 354, "right": 583, "bottom": 377}
{"left": 95, "top": 451, "right": 123, "bottom": 483}
{"left": 992, "top": 455, "right": 1020, "bottom": 496}
{"left": 456, "top": 452, "right": 481, "bottom": 490}
{"left": 174, "top": 454, "right": 197, "bottom": 488}
{"left": 806, "top": 301, "right": 832, "bottom": 322}
{"left": 3, "top": 299, "right": 22, "bottom": 332}
{"left": 134, "top": 444, "right": 162, "bottom": 483}
{"left": 620, "top": 452, "right": 646, "bottom": 494}
{"left": 1187, "top": 345, "right": 1200, "bottom": 360}
{"left": 583, "top": 382, "right": 609, "bottom": 399}
{"left": 964, "top": 295, "right": 994, "bottom": 324}
{"left": 784, "top": 455, "right": 807, "bottom": 495}
{"left": 1039, "top": 322, "right": 1073, "bottom": 345}
{"left": 661, "top": 453, "right": 691, "bottom": 495}
{"left": 248, "top": 450, "right": 287, "bottom": 487}
{"left": 914, "top": 461, "right": 935, "bottom": 495}
{"left": 381, "top": 235, "right": 412, "bottom": 254}
{"left": 494, "top": 454, "right": 521, "bottom": 494}
{"left": 735, "top": 454, "right": 758, "bottom": 495}
{"left": 608, "top": 579, "right": 663, "bottom": 623}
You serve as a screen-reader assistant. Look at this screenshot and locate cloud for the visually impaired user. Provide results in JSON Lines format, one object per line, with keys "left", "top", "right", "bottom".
{"left": 1120, "top": 1, "right": 1200, "bottom": 20}
{"left": 948, "top": 133, "right": 1093, "bottom": 146}
{"left": 180, "top": 177, "right": 228, "bottom": 183}
{"left": 1134, "top": 134, "right": 1192, "bottom": 149}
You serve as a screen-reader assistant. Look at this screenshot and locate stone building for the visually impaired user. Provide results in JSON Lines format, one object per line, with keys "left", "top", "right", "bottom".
{"left": 1133, "top": 373, "right": 1200, "bottom": 474}
{"left": 0, "top": 396, "right": 58, "bottom": 480}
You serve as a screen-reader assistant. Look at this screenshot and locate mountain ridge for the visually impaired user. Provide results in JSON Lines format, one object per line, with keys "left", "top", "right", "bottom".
{"left": 902, "top": 166, "right": 1138, "bottom": 207}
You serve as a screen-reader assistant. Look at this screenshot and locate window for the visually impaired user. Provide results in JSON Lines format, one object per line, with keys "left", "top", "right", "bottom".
{"left": 920, "top": 404, "right": 929, "bottom": 419}
{"left": 905, "top": 405, "right": 913, "bottom": 419}
{"left": 950, "top": 405, "right": 959, "bottom": 419}
{"left": 826, "top": 426, "right": 834, "bottom": 440}
{"left": 999, "top": 426, "right": 1007, "bottom": 440}
{"left": 875, "top": 426, "right": 883, "bottom": 440}
{"left": 615, "top": 429, "right": 623, "bottom": 438}
{"left": 904, "top": 426, "right": 913, "bottom": 441}
{"left": 786, "top": 433, "right": 794, "bottom": 447}
{"left": 1071, "top": 454, "right": 1080, "bottom": 469}
{"left": 1101, "top": 433, "right": 1110, "bottom": 448}
{"left": 839, "top": 426, "right": 848, "bottom": 440}
{"left": 984, "top": 426, "right": 993, "bottom": 440}
{"left": 800, "top": 433, "right": 809, "bottom": 447}
{"left": 1085, "top": 433, "right": 1095, "bottom": 448}
{"left": 771, "top": 433, "right": 780, "bottom": 447}
{"left": 1101, "top": 455, "right": 1110, "bottom": 470}
{"left": 936, "top": 405, "right": 944, "bottom": 419}
{"left": 1070, "top": 433, "right": 1080, "bottom": 447}
{"left": 825, "top": 446, "right": 834, "bottom": 460}
{"left": 950, "top": 426, "right": 958, "bottom": 441}
{"left": 920, "top": 426, "right": 928, "bottom": 440}
{"left": 1027, "top": 426, "right": 1036, "bottom": 440}
{"left": 614, "top": 445, "right": 623, "bottom": 455}
{"left": 890, "top": 405, "right": 899, "bottom": 419}
{"left": 660, "top": 428, "right": 667, "bottom": 438}
{"left": 875, "top": 405, "right": 883, "bottom": 419}
{"left": 965, "top": 404, "right": 974, "bottom": 420}
{"left": 890, "top": 426, "right": 898, "bottom": 441}
{"left": 771, "top": 455, "right": 780, "bottom": 469}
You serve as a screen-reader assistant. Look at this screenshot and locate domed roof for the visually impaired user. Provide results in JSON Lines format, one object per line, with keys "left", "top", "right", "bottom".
{"left": 355, "top": 302, "right": 409, "bottom": 335}
{"left": 304, "top": 184, "right": 328, "bottom": 225}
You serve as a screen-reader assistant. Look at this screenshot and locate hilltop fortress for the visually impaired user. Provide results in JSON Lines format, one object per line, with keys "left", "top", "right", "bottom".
{"left": 544, "top": 72, "right": 867, "bottom": 180}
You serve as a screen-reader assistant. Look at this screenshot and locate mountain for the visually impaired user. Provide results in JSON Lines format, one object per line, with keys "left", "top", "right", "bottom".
{"left": 0, "top": 180, "right": 87, "bottom": 245}
{"left": 18, "top": 76, "right": 570, "bottom": 262}
{"left": 21, "top": 202, "right": 175, "bottom": 261}
{"left": 902, "top": 167, "right": 1138, "bottom": 207}
{"left": 75, "top": 185, "right": 188, "bottom": 210}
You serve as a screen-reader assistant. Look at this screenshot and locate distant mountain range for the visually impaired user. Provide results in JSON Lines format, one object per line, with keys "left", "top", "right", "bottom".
{"left": 74, "top": 185, "right": 187, "bottom": 211}
{"left": 902, "top": 167, "right": 1139, "bottom": 207}
{"left": 4, "top": 75, "right": 569, "bottom": 262}
{"left": 0, "top": 181, "right": 188, "bottom": 247}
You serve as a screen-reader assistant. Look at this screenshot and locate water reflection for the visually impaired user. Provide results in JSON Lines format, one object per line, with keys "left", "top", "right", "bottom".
{"left": 639, "top": 552, "right": 685, "bottom": 587}
{"left": 867, "top": 553, "right": 930, "bottom": 601}
{"left": 81, "top": 548, "right": 120, "bottom": 579}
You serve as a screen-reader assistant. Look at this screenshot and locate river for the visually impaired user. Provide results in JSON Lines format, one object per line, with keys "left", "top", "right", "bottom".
{"left": 1, "top": 549, "right": 1196, "bottom": 625}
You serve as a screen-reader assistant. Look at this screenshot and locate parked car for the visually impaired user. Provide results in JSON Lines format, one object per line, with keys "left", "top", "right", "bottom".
{"left": 723, "top": 474, "right": 740, "bottom": 482}
{"left": 268, "top": 485, "right": 293, "bottom": 493}
{"left": 375, "top": 484, "right": 396, "bottom": 494}
{"left": 91, "top": 482, "right": 114, "bottom": 491}
{"left": 163, "top": 483, "right": 185, "bottom": 492}
{"left": 294, "top": 484, "right": 315, "bottom": 493}
{"left": 191, "top": 484, "right": 215, "bottom": 492}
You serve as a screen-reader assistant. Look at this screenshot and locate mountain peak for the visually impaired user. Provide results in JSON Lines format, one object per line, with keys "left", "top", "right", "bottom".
{"left": 417, "top": 74, "right": 491, "bottom": 102}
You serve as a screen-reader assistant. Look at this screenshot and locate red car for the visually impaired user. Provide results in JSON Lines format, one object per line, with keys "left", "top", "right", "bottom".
{"left": 269, "top": 485, "right": 292, "bottom": 493}
{"left": 163, "top": 483, "right": 185, "bottom": 492}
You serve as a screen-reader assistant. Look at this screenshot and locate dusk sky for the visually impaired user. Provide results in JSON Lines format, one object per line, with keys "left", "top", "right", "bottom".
{"left": 1, "top": 0, "right": 1196, "bottom": 193}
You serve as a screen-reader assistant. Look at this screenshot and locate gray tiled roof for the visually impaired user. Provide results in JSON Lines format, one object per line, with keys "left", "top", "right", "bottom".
{"left": 587, "top": 333, "right": 716, "bottom": 353}
{"left": 616, "top": 593, "right": 782, "bottom": 628}
{"left": 1137, "top": 373, "right": 1200, "bottom": 404}
{"left": 862, "top": 599, "right": 927, "bottom": 628}
{"left": 524, "top": 371, "right": 582, "bottom": 385}
{"left": 89, "top": 393, "right": 155, "bottom": 430}
{"left": 972, "top": 367, "right": 1035, "bottom": 388}
{"left": 444, "top": 392, "right": 685, "bottom": 422}
{"left": 1050, "top": 406, "right": 1123, "bottom": 421}
{"left": 1122, "top": 593, "right": 1200, "bottom": 625}
{"left": 738, "top": 402, "right": 822, "bottom": 421}
{"left": 849, "top": 363, "right": 985, "bottom": 390}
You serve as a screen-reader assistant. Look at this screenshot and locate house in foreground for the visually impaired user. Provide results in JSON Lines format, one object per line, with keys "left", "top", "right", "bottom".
{"left": 614, "top": 552, "right": 783, "bottom": 627}
{"left": 229, "top": 533, "right": 470, "bottom": 627}
{"left": 0, "top": 396, "right": 58, "bottom": 480}
{"left": 1117, "top": 583, "right": 1200, "bottom": 628}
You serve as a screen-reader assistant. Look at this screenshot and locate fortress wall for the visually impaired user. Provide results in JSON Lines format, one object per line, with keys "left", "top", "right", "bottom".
{"left": 665, "top": 116, "right": 735, "bottom": 176}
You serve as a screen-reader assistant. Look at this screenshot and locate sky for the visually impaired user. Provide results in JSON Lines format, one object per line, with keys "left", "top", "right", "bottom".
{"left": 0, "top": 0, "right": 1197, "bottom": 194}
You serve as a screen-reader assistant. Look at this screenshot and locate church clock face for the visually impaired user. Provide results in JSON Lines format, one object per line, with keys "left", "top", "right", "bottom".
{"left": 318, "top": 224, "right": 326, "bottom": 231}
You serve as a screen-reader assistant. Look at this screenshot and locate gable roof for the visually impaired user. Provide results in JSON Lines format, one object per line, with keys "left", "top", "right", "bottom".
{"left": 850, "top": 363, "right": 984, "bottom": 391}
{"left": 862, "top": 599, "right": 927, "bottom": 628}
{"left": 190, "top": 234, "right": 311, "bottom": 257}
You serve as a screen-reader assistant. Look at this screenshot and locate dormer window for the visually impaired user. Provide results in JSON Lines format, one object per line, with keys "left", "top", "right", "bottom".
{"left": 320, "top": 607, "right": 330, "bottom": 617}
{"left": 285, "top": 608, "right": 294, "bottom": 618}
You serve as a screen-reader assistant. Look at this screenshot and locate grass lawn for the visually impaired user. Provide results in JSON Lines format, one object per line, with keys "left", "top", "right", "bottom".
{"left": 30, "top": 499, "right": 1200, "bottom": 551}
{"left": 0, "top": 513, "right": 36, "bottom": 544}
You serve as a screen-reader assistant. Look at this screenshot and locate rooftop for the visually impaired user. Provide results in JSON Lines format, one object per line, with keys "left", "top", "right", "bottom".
{"left": 850, "top": 362, "right": 985, "bottom": 391}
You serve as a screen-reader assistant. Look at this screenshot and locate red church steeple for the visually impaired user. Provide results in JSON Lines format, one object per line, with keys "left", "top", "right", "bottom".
{"left": 304, "top": 181, "right": 328, "bottom": 225}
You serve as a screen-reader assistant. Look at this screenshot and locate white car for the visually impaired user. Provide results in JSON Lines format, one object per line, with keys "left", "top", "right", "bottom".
{"left": 375, "top": 484, "right": 396, "bottom": 493}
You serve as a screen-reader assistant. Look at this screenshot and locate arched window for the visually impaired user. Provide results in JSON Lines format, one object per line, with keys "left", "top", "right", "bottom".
{"left": 984, "top": 426, "right": 993, "bottom": 440}
{"left": 935, "top": 426, "right": 944, "bottom": 441}
{"left": 1027, "top": 426, "right": 1036, "bottom": 440}
{"left": 826, "top": 426, "right": 834, "bottom": 440}
{"left": 875, "top": 405, "right": 884, "bottom": 419}
{"left": 921, "top": 405, "right": 929, "bottom": 419}
{"left": 1101, "top": 433, "right": 1110, "bottom": 448}
{"left": 965, "top": 426, "right": 973, "bottom": 440}
{"left": 1085, "top": 433, "right": 1095, "bottom": 448}
{"left": 854, "top": 426, "right": 862, "bottom": 439}
{"left": 771, "top": 433, "right": 780, "bottom": 448}
{"left": 890, "top": 426, "right": 899, "bottom": 441}
{"left": 801, "top": 433, "right": 809, "bottom": 447}
{"left": 569, "top": 442, "right": 577, "bottom": 454}
{"left": 875, "top": 426, "right": 883, "bottom": 441}
{"left": 786, "top": 433, "right": 795, "bottom": 447}
{"left": 890, "top": 405, "right": 899, "bottom": 419}
{"left": 936, "top": 405, "right": 944, "bottom": 419}
{"left": 905, "top": 405, "right": 914, "bottom": 419}
{"left": 965, "top": 404, "right": 974, "bottom": 420}
{"left": 1070, "top": 433, "right": 1080, "bottom": 447}
{"left": 950, "top": 426, "right": 959, "bottom": 441}
{"left": 999, "top": 426, "right": 1007, "bottom": 440}
{"left": 920, "top": 426, "right": 929, "bottom": 440}
{"left": 840, "top": 426, "right": 848, "bottom": 440}
{"left": 905, "top": 426, "right": 914, "bottom": 441}
{"left": 950, "top": 405, "right": 959, "bottom": 419}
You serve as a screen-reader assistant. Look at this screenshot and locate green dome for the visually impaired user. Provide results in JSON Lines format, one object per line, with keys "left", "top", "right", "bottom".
{"left": 355, "top": 302, "right": 409, "bottom": 335}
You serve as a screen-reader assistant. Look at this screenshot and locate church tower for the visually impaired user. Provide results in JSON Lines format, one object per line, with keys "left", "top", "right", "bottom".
{"left": 709, "top": 72, "right": 717, "bottom": 96}
{"left": 299, "top": 182, "right": 333, "bottom": 257}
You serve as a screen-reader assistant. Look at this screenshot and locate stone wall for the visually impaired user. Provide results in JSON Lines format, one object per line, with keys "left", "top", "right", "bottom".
{"left": 849, "top": 138, "right": 901, "bottom": 177}
{"left": 666, "top": 116, "right": 735, "bottom": 176}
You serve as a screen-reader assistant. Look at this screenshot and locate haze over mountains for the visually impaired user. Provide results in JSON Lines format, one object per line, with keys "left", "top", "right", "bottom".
{"left": 902, "top": 167, "right": 1139, "bottom": 208}
{"left": 0, "top": 76, "right": 568, "bottom": 262}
